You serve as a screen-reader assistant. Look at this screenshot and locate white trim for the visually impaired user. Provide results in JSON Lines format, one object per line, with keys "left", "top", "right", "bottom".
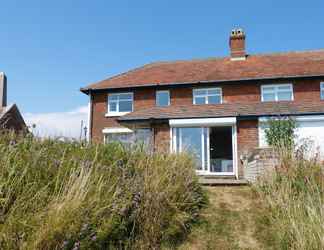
{"left": 156, "top": 90, "right": 170, "bottom": 107}
{"left": 261, "top": 83, "right": 294, "bottom": 102}
{"left": 259, "top": 115, "right": 324, "bottom": 123}
{"left": 193, "top": 87, "right": 222, "bottom": 105}
{"left": 102, "top": 127, "right": 133, "bottom": 134}
{"left": 320, "top": 82, "right": 324, "bottom": 100}
{"left": 171, "top": 125, "right": 237, "bottom": 176}
{"left": 230, "top": 56, "right": 246, "bottom": 61}
{"left": 233, "top": 125, "right": 238, "bottom": 179}
{"left": 169, "top": 117, "right": 236, "bottom": 127}
{"left": 107, "top": 92, "right": 133, "bottom": 116}
{"left": 105, "top": 112, "right": 131, "bottom": 117}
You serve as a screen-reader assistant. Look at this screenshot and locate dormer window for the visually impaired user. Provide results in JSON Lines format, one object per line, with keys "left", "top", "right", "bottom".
{"left": 193, "top": 88, "right": 222, "bottom": 105}
{"left": 156, "top": 90, "right": 170, "bottom": 107}
{"left": 107, "top": 92, "right": 133, "bottom": 116}
{"left": 261, "top": 84, "right": 293, "bottom": 102}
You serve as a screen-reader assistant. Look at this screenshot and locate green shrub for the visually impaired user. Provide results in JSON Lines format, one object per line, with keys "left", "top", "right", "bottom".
{"left": 264, "top": 116, "right": 297, "bottom": 151}
{"left": 0, "top": 133, "right": 207, "bottom": 250}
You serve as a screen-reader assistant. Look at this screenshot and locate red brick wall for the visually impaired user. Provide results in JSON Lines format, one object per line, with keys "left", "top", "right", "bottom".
{"left": 236, "top": 119, "right": 259, "bottom": 178}
{"left": 153, "top": 123, "right": 170, "bottom": 153}
{"left": 90, "top": 78, "right": 324, "bottom": 143}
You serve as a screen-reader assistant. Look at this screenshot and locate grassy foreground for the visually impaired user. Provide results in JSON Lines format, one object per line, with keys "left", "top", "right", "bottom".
{"left": 0, "top": 133, "right": 207, "bottom": 250}
{"left": 255, "top": 152, "right": 324, "bottom": 250}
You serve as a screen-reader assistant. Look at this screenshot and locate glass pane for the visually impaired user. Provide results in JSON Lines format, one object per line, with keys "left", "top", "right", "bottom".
{"left": 106, "top": 133, "right": 134, "bottom": 144}
{"left": 109, "top": 94, "right": 118, "bottom": 101}
{"left": 208, "top": 95, "right": 221, "bottom": 104}
{"left": 193, "top": 89, "right": 206, "bottom": 96}
{"left": 180, "top": 128, "right": 202, "bottom": 170}
{"left": 262, "top": 93, "right": 276, "bottom": 101}
{"left": 134, "top": 128, "right": 152, "bottom": 146}
{"left": 277, "top": 91, "right": 292, "bottom": 101}
{"left": 109, "top": 102, "right": 117, "bottom": 112}
{"left": 118, "top": 93, "right": 132, "bottom": 100}
{"left": 194, "top": 96, "right": 206, "bottom": 104}
{"left": 208, "top": 88, "right": 221, "bottom": 95}
{"left": 156, "top": 92, "right": 170, "bottom": 106}
{"left": 262, "top": 86, "right": 275, "bottom": 92}
{"left": 119, "top": 100, "right": 133, "bottom": 112}
{"left": 203, "top": 128, "right": 208, "bottom": 171}
{"left": 277, "top": 85, "right": 291, "bottom": 91}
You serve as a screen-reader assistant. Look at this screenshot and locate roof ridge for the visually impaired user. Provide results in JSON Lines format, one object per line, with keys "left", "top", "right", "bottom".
{"left": 131, "top": 48, "right": 324, "bottom": 66}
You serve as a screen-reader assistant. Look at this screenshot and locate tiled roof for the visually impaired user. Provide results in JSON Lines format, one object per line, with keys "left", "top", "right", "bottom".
{"left": 118, "top": 102, "right": 324, "bottom": 122}
{"left": 82, "top": 50, "right": 324, "bottom": 92}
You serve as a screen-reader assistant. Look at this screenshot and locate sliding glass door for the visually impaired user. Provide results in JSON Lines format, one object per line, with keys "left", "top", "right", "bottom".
{"left": 172, "top": 126, "right": 235, "bottom": 175}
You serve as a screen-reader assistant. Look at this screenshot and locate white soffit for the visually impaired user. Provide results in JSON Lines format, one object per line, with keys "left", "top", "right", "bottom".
{"left": 102, "top": 127, "right": 133, "bottom": 134}
{"left": 169, "top": 117, "right": 236, "bottom": 127}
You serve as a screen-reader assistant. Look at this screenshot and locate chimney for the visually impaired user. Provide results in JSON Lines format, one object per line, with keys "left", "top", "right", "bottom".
{"left": 0, "top": 72, "right": 7, "bottom": 108}
{"left": 229, "top": 28, "right": 246, "bottom": 61}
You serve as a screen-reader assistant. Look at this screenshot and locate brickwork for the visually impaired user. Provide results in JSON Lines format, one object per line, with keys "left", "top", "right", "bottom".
{"left": 236, "top": 119, "right": 259, "bottom": 178}
{"left": 89, "top": 79, "right": 324, "bottom": 179}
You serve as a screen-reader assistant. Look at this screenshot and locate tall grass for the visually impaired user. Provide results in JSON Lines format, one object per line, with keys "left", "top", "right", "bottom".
{"left": 255, "top": 145, "right": 324, "bottom": 250}
{"left": 0, "top": 133, "right": 207, "bottom": 250}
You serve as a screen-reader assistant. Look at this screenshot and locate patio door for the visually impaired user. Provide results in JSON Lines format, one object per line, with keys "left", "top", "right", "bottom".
{"left": 172, "top": 126, "right": 236, "bottom": 175}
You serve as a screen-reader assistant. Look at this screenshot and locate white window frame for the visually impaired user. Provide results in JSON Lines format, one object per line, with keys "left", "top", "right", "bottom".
{"left": 320, "top": 82, "right": 324, "bottom": 100}
{"left": 106, "top": 92, "right": 133, "bottom": 117}
{"left": 169, "top": 117, "right": 238, "bottom": 178}
{"left": 193, "top": 87, "right": 222, "bottom": 105}
{"left": 156, "top": 90, "right": 170, "bottom": 107}
{"left": 261, "top": 83, "right": 294, "bottom": 102}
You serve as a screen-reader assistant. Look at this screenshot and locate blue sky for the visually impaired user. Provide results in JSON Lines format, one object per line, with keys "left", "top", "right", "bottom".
{"left": 0, "top": 0, "right": 323, "bottom": 137}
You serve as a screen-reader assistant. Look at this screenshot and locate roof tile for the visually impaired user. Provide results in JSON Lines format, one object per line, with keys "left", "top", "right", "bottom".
{"left": 83, "top": 50, "right": 324, "bottom": 91}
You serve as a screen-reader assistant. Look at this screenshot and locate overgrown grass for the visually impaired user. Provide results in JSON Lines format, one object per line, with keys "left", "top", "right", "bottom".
{"left": 0, "top": 133, "right": 207, "bottom": 250}
{"left": 255, "top": 149, "right": 324, "bottom": 250}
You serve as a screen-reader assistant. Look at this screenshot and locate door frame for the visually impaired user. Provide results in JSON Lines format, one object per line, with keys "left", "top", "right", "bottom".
{"left": 170, "top": 118, "right": 238, "bottom": 178}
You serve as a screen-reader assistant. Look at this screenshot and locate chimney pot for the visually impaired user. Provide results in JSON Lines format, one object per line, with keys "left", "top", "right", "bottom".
{"left": 229, "top": 28, "right": 246, "bottom": 61}
{"left": 0, "top": 72, "right": 7, "bottom": 108}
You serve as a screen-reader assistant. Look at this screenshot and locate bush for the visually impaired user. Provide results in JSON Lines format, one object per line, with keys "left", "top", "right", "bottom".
{"left": 255, "top": 147, "right": 324, "bottom": 250}
{"left": 264, "top": 116, "right": 297, "bottom": 151}
{"left": 0, "top": 133, "right": 207, "bottom": 250}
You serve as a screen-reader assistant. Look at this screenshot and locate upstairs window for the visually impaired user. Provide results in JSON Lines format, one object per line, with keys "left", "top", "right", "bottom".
{"left": 193, "top": 88, "right": 222, "bottom": 105}
{"left": 321, "top": 82, "right": 324, "bottom": 100}
{"left": 107, "top": 92, "right": 133, "bottom": 116}
{"left": 156, "top": 90, "right": 170, "bottom": 107}
{"left": 261, "top": 84, "right": 293, "bottom": 102}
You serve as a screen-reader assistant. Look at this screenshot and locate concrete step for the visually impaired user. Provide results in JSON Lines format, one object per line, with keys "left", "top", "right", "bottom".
{"left": 198, "top": 178, "right": 249, "bottom": 186}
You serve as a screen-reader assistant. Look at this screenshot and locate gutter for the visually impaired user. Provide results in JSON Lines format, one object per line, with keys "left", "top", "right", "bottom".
{"left": 118, "top": 112, "right": 324, "bottom": 123}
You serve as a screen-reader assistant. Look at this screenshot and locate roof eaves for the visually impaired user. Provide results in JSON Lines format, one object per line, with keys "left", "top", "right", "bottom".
{"left": 82, "top": 73, "right": 324, "bottom": 93}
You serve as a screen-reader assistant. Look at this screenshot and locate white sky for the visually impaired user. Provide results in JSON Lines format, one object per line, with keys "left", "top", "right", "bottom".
{"left": 24, "top": 106, "right": 88, "bottom": 139}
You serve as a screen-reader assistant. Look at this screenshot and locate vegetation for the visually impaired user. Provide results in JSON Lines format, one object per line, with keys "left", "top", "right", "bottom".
{"left": 264, "top": 116, "right": 297, "bottom": 151}
{"left": 0, "top": 133, "right": 207, "bottom": 250}
{"left": 178, "top": 186, "right": 270, "bottom": 250}
{"left": 257, "top": 118, "right": 324, "bottom": 250}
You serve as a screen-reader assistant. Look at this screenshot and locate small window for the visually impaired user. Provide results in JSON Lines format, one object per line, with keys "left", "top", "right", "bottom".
{"left": 193, "top": 88, "right": 222, "bottom": 105}
{"left": 156, "top": 90, "right": 170, "bottom": 107}
{"left": 321, "top": 82, "right": 324, "bottom": 100}
{"left": 107, "top": 92, "right": 133, "bottom": 116}
{"left": 261, "top": 84, "right": 293, "bottom": 102}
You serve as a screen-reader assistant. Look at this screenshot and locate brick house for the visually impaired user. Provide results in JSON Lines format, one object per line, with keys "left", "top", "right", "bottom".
{"left": 81, "top": 29, "right": 324, "bottom": 179}
{"left": 0, "top": 72, "right": 26, "bottom": 133}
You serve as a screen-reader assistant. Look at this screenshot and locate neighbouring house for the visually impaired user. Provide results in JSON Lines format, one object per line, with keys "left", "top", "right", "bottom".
{"left": 81, "top": 29, "right": 324, "bottom": 180}
{"left": 0, "top": 72, "right": 27, "bottom": 133}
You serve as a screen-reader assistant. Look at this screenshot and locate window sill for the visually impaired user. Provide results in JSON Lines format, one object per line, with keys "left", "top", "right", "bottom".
{"left": 105, "top": 112, "right": 131, "bottom": 117}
